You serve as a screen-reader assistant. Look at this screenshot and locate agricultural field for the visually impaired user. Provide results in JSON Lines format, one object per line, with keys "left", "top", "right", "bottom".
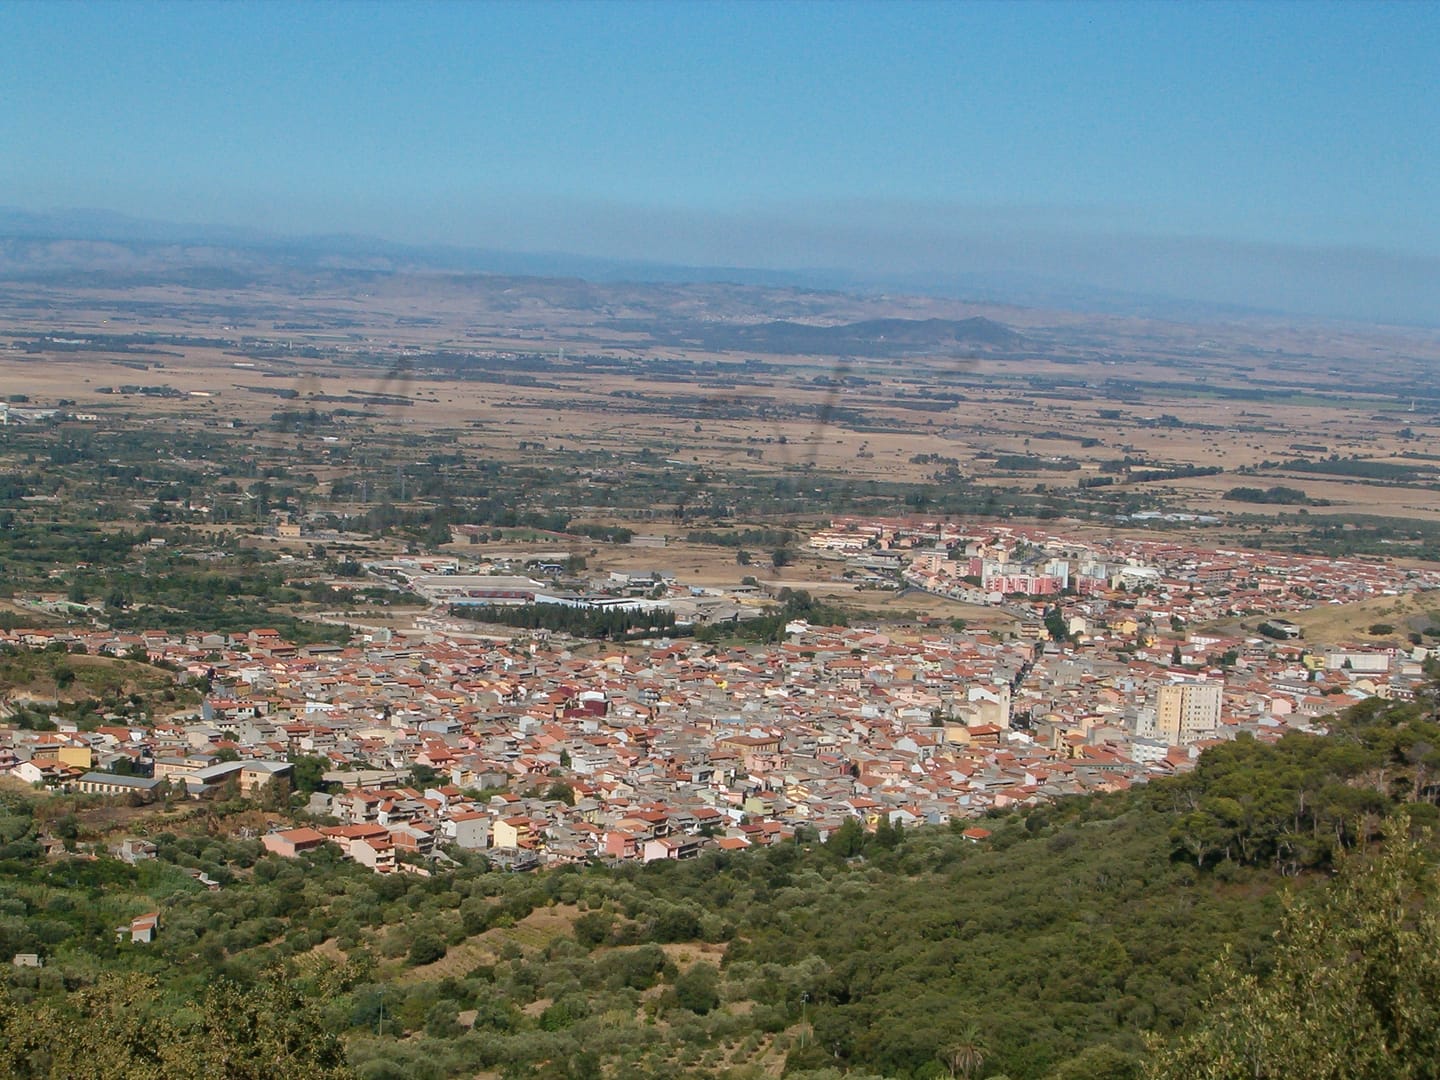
{"left": 2, "top": 258, "right": 1439, "bottom": 548}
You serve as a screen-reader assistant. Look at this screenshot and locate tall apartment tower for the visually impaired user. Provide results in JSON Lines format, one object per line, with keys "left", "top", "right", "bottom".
{"left": 1156, "top": 680, "right": 1222, "bottom": 745}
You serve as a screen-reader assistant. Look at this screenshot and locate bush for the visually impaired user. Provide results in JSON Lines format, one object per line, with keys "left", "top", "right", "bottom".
{"left": 408, "top": 931, "right": 446, "bottom": 967}
{"left": 674, "top": 962, "right": 720, "bottom": 1015}
{"left": 573, "top": 910, "right": 613, "bottom": 947}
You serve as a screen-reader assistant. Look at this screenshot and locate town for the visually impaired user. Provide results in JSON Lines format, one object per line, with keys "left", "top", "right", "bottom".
{"left": 6, "top": 6, "right": 1440, "bottom": 1077}
{"left": 6, "top": 517, "right": 1435, "bottom": 878}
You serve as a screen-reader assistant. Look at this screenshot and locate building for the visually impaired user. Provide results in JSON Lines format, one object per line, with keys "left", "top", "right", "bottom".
{"left": 112, "top": 838, "right": 158, "bottom": 864}
{"left": 1156, "top": 681, "right": 1223, "bottom": 745}
{"left": 73, "top": 773, "right": 164, "bottom": 798}
{"left": 182, "top": 760, "right": 292, "bottom": 797}
{"left": 119, "top": 912, "right": 159, "bottom": 944}
{"left": 642, "top": 834, "right": 707, "bottom": 862}
{"left": 442, "top": 810, "right": 491, "bottom": 850}
{"left": 261, "top": 827, "right": 330, "bottom": 858}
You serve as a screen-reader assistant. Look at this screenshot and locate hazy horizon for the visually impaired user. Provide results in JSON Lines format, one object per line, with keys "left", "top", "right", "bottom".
{"left": 3, "top": 0, "right": 1437, "bottom": 324}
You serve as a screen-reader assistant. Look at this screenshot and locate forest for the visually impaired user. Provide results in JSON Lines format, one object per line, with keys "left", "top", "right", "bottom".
{"left": 448, "top": 602, "right": 678, "bottom": 641}
{"left": 0, "top": 690, "right": 1436, "bottom": 1079}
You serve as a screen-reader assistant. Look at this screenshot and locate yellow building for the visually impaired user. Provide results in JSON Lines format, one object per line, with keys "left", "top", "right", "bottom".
{"left": 57, "top": 746, "right": 92, "bottom": 770}
{"left": 1157, "top": 681, "right": 1222, "bottom": 745}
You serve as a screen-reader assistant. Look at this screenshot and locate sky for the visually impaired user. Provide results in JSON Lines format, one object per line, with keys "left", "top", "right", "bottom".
{"left": 2, "top": 0, "right": 1438, "bottom": 323}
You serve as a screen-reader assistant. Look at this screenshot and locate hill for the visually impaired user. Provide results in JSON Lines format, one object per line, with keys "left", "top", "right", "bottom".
{"left": 0, "top": 686, "right": 1436, "bottom": 1079}
{"left": 0, "top": 644, "right": 201, "bottom": 729}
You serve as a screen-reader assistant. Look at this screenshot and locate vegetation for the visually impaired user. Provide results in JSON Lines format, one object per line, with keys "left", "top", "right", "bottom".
{"left": 1148, "top": 821, "right": 1440, "bottom": 1080}
{"left": 685, "top": 528, "right": 796, "bottom": 550}
{"left": 1282, "top": 457, "right": 1433, "bottom": 483}
{"left": 448, "top": 602, "right": 679, "bottom": 640}
{"left": 693, "top": 588, "right": 853, "bottom": 644}
{"left": 0, "top": 969, "right": 353, "bottom": 1079}
{"left": 0, "top": 643, "right": 202, "bottom": 728}
{"left": 1224, "top": 485, "right": 1319, "bottom": 506}
{"left": 993, "top": 455, "right": 1080, "bottom": 473}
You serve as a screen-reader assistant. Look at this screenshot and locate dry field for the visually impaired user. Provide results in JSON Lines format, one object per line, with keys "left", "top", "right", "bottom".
{"left": 1197, "top": 589, "right": 1440, "bottom": 644}
{"left": 2, "top": 346, "right": 1432, "bottom": 515}
{"left": 4, "top": 264, "right": 1440, "bottom": 533}
{"left": 1282, "top": 590, "right": 1440, "bottom": 643}
{"left": 3, "top": 339, "right": 1434, "bottom": 517}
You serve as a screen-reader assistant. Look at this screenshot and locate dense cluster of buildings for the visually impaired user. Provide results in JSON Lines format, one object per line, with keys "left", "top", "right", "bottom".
{"left": 3, "top": 513, "right": 1435, "bottom": 874}
{"left": 836, "top": 517, "right": 1440, "bottom": 621}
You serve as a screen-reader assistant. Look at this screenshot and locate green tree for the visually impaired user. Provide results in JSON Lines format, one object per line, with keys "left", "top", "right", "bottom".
{"left": 407, "top": 930, "right": 446, "bottom": 967}
{"left": 940, "top": 1023, "right": 989, "bottom": 1079}
{"left": 0, "top": 971, "right": 354, "bottom": 1080}
{"left": 673, "top": 961, "right": 720, "bottom": 1014}
{"left": 1147, "top": 820, "right": 1440, "bottom": 1080}
{"left": 545, "top": 780, "right": 576, "bottom": 806}
{"left": 1049, "top": 1044, "right": 1142, "bottom": 1080}
{"left": 871, "top": 814, "right": 903, "bottom": 850}
{"left": 424, "top": 516, "right": 452, "bottom": 549}
{"left": 289, "top": 754, "right": 331, "bottom": 794}
{"left": 0, "top": 973, "right": 172, "bottom": 1079}
{"left": 189, "top": 973, "right": 354, "bottom": 1079}
{"left": 825, "top": 817, "right": 866, "bottom": 858}
{"left": 572, "top": 911, "right": 613, "bottom": 947}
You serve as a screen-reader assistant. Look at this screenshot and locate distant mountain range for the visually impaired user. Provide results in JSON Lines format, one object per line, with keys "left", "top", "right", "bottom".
{"left": 0, "top": 205, "right": 1313, "bottom": 325}
{"left": 0, "top": 206, "right": 843, "bottom": 289}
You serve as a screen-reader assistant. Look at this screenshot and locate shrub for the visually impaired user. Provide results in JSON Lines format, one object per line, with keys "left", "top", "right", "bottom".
{"left": 408, "top": 931, "right": 446, "bottom": 967}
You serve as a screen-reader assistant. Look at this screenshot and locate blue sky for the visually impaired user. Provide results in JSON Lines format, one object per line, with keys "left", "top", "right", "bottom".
{"left": 2, "top": 0, "right": 1437, "bottom": 322}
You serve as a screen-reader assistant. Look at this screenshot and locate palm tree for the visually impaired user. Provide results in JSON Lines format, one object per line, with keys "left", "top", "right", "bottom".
{"left": 940, "top": 1022, "right": 988, "bottom": 1079}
